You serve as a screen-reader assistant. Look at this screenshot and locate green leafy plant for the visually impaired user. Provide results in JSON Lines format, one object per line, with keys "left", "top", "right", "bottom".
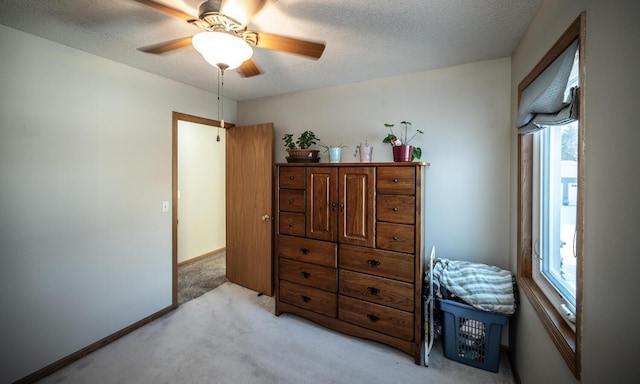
{"left": 282, "top": 130, "right": 321, "bottom": 150}
{"left": 382, "top": 121, "right": 423, "bottom": 160}
{"left": 319, "top": 143, "right": 348, "bottom": 152}
{"left": 282, "top": 133, "right": 296, "bottom": 149}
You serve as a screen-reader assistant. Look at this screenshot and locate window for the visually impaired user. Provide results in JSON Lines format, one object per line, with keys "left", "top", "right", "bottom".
{"left": 517, "top": 13, "right": 585, "bottom": 380}
{"left": 533, "top": 119, "right": 578, "bottom": 328}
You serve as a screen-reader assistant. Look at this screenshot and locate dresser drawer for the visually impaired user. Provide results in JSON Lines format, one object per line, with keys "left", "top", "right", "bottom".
{"left": 277, "top": 235, "right": 337, "bottom": 267}
{"left": 280, "top": 280, "right": 337, "bottom": 317}
{"left": 279, "top": 212, "right": 305, "bottom": 236}
{"left": 339, "top": 270, "right": 413, "bottom": 312}
{"left": 279, "top": 167, "right": 306, "bottom": 189}
{"left": 377, "top": 167, "right": 415, "bottom": 195}
{"left": 376, "top": 194, "right": 415, "bottom": 224}
{"left": 280, "top": 258, "right": 337, "bottom": 293}
{"left": 338, "top": 244, "right": 414, "bottom": 283}
{"left": 279, "top": 189, "right": 305, "bottom": 213}
{"left": 376, "top": 222, "right": 415, "bottom": 253}
{"left": 339, "top": 296, "right": 413, "bottom": 341}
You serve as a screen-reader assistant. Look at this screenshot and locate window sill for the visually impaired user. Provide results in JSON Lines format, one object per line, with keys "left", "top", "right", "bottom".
{"left": 517, "top": 276, "right": 579, "bottom": 379}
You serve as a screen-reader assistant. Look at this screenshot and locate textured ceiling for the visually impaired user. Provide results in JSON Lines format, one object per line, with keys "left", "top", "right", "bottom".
{"left": 0, "top": 0, "right": 540, "bottom": 101}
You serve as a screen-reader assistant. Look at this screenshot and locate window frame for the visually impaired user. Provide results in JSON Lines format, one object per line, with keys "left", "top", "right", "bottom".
{"left": 517, "top": 12, "right": 585, "bottom": 380}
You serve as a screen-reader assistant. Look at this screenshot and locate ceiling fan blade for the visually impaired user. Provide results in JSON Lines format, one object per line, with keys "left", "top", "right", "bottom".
{"left": 138, "top": 36, "right": 193, "bottom": 54}
{"left": 237, "top": 58, "right": 262, "bottom": 77}
{"left": 220, "top": 0, "right": 275, "bottom": 26}
{"left": 255, "top": 32, "right": 325, "bottom": 59}
{"left": 134, "top": 0, "right": 198, "bottom": 22}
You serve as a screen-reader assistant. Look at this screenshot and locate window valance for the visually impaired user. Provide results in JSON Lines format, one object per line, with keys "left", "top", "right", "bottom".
{"left": 516, "top": 40, "right": 579, "bottom": 134}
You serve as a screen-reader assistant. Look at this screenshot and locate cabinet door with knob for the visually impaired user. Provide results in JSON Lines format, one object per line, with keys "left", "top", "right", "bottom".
{"left": 338, "top": 167, "right": 375, "bottom": 247}
{"left": 306, "top": 167, "right": 338, "bottom": 242}
{"left": 306, "top": 167, "right": 375, "bottom": 247}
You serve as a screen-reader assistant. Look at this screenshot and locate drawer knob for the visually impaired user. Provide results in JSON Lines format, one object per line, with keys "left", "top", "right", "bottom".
{"left": 367, "top": 314, "right": 380, "bottom": 323}
{"left": 392, "top": 207, "right": 398, "bottom": 211}
{"left": 393, "top": 178, "right": 398, "bottom": 183}
{"left": 300, "top": 248, "right": 310, "bottom": 255}
{"left": 367, "top": 259, "right": 380, "bottom": 267}
{"left": 288, "top": 199, "right": 294, "bottom": 204}
{"left": 392, "top": 236, "right": 398, "bottom": 240}
{"left": 301, "top": 295, "right": 311, "bottom": 303}
{"left": 301, "top": 271, "right": 311, "bottom": 279}
{"left": 289, "top": 176, "right": 295, "bottom": 180}
{"left": 367, "top": 287, "right": 380, "bottom": 295}
{"left": 288, "top": 222, "right": 294, "bottom": 227}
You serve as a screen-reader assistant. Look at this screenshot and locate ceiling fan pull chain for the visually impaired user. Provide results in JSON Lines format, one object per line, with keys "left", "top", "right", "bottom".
{"left": 216, "top": 69, "right": 221, "bottom": 141}
{"left": 218, "top": 64, "right": 227, "bottom": 129}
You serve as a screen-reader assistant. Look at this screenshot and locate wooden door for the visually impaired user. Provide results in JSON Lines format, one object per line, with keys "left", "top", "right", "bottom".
{"left": 339, "top": 167, "right": 375, "bottom": 247}
{"left": 306, "top": 167, "right": 338, "bottom": 242}
{"left": 226, "top": 123, "right": 274, "bottom": 295}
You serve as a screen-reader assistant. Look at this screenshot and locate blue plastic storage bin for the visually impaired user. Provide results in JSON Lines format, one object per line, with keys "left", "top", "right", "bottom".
{"left": 438, "top": 298, "right": 508, "bottom": 372}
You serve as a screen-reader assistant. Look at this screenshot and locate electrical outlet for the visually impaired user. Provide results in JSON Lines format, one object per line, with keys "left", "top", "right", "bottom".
{"left": 162, "top": 201, "right": 169, "bottom": 212}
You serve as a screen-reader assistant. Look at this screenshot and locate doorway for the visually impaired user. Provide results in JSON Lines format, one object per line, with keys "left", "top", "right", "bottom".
{"left": 172, "top": 113, "right": 275, "bottom": 306}
{"left": 172, "top": 112, "right": 231, "bottom": 307}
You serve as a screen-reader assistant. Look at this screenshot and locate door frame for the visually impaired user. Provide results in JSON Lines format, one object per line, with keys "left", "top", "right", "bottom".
{"left": 171, "top": 112, "right": 235, "bottom": 308}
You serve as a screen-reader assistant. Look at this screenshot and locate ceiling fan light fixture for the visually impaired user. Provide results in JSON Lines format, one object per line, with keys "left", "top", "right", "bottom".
{"left": 192, "top": 31, "right": 253, "bottom": 70}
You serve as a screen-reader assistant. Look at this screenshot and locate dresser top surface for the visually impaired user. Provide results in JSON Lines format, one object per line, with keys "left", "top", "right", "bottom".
{"left": 275, "top": 162, "right": 429, "bottom": 167}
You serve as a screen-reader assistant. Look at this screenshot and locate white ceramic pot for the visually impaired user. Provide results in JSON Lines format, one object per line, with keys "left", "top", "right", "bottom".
{"left": 359, "top": 146, "right": 373, "bottom": 162}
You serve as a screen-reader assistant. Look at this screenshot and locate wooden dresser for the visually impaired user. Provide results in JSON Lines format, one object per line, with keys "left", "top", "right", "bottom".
{"left": 274, "top": 162, "right": 426, "bottom": 364}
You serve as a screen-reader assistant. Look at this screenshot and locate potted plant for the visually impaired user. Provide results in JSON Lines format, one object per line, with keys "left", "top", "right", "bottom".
{"left": 283, "top": 130, "right": 321, "bottom": 161}
{"left": 382, "top": 121, "right": 423, "bottom": 161}
{"left": 320, "top": 143, "right": 348, "bottom": 163}
{"left": 353, "top": 140, "right": 373, "bottom": 162}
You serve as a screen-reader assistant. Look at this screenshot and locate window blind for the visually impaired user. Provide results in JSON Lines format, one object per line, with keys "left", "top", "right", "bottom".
{"left": 516, "top": 40, "right": 579, "bottom": 134}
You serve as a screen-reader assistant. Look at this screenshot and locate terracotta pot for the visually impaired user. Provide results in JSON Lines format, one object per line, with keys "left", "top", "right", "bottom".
{"left": 392, "top": 145, "right": 412, "bottom": 162}
{"left": 287, "top": 149, "right": 320, "bottom": 158}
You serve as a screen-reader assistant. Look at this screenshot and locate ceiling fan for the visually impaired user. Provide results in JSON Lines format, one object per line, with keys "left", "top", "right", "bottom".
{"left": 135, "top": 0, "right": 326, "bottom": 77}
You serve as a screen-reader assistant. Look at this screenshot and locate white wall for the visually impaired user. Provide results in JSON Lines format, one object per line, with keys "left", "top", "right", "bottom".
{"left": 510, "top": 1, "right": 639, "bottom": 383}
{"left": 0, "top": 25, "right": 236, "bottom": 383}
{"left": 9, "top": 2, "right": 637, "bottom": 380}
{"left": 239, "top": 58, "right": 512, "bottom": 269}
{"left": 177, "top": 121, "right": 226, "bottom": 264}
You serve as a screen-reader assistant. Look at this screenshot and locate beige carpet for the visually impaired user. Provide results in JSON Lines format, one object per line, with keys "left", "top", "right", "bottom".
{"left": 178, "top": 251, "right": 228, "bottom": 306}
{"left": 36, "top": 282, "right": 515, "bottom": 384}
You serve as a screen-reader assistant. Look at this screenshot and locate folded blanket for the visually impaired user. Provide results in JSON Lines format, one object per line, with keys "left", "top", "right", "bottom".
{"left": 432, "top": 258, "right": 516, "bottom": 314}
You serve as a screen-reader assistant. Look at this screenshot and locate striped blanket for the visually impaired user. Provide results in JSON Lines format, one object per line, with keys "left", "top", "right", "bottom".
{"left": 432, "top": 258, "right": 516, "bottom": 314}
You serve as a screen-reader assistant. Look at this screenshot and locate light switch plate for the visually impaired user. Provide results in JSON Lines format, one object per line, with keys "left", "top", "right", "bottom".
{"left": 162, "top": 201, "right": 169, "bottom": 212}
